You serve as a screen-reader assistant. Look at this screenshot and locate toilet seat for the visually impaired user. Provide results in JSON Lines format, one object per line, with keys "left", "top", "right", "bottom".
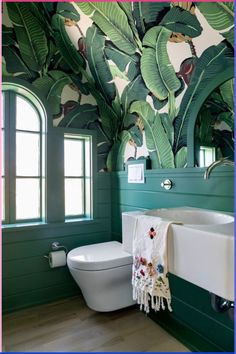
{"left": 67, "top": 241, "right": 133, "bottom": 271}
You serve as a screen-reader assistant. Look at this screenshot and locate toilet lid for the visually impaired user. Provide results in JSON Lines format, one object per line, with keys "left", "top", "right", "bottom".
{"left": 67, "top": 241, "right": 133, "bottom": 271}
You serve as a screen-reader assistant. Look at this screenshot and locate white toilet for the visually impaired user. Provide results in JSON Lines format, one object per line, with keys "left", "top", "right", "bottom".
{"left": 67, "top": 211, "right": 144, "bottom": 312}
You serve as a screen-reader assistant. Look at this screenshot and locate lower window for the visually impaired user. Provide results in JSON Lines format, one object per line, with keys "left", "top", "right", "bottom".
{"left": 64, "top": 134, "right": 92, "bottom": 220}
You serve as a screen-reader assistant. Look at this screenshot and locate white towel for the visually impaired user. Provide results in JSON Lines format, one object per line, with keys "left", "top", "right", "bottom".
{"left": 132, "top": 215, "right": 174, "bottom": 314}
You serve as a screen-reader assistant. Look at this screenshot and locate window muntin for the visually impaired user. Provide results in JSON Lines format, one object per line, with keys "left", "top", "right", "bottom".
{"left": 64, "top": 134, "right": 92, "bottom": 220}
{"left": 2, "top": 89, "right": 45, "bottom": 224}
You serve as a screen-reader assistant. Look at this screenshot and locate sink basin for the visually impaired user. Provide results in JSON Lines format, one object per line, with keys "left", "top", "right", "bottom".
{"left": 122, "top": 207, "right": 234, "bottom": 301}
{"left": 145, "top": 207, "right": 234, "bottom": 226}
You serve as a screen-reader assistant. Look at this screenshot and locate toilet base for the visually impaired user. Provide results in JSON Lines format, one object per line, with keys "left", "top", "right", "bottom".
{"left": 69, "top": 263, "right": 136, "bottom": 312}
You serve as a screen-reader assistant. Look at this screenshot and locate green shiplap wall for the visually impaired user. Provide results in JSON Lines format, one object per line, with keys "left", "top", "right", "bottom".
{"left": 2, "top": 173, "right": 111, "bottom": 313}
{"left": 111, "top": 167, "right": 234, "bottom": 352}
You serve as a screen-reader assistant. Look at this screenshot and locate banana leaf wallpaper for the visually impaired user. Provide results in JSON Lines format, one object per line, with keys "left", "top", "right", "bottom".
{"left": 2, "top": 2, "right": 234, "bottom": 171}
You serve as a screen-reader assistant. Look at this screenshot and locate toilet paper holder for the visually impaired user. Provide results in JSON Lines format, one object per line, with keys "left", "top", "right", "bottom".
{"left": 44, "top": 242, "right": 68, "bottom": 259}
{"left": 51, "top": 241, "right": 68, "bottom": 253}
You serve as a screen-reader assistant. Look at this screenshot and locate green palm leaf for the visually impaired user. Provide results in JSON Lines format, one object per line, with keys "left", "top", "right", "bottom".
{"left": 118, "top": 2, "right": 142, "bottom": 51}
{"left": 105, "top": 44, "right": 140, "bottom": 81}
{"left": 160, "top": 113, "right": 174, "bottom": 145}
{"left": 33, "top": 70, "right": 72, "bottom": 116}
{"left": 75, "top": 2, "right": 137, "bottom": 55}
{"left": 130, "top": 101, "right": 175, "bottom": 168}
{"left": 121, "top": 75, "right": 149, "bottom": 116}
{"left": 160, "top": 7, "right": 203, "bottom": 38}
{"left": 6, "top": 2, "right": 48, "bottom": 72}
{"left": 197, "top": 2, "right": 234, "bottom": 31}
{"left": 58, "top": 104, "right": 99, "bottom": 128}
{"left": 173, "top": 42, "right": 234, "bottom": 154}
{"left": 56, "top": 2, "right": 80, "bottom": 22}
{"left": 106, "top": 131, "right": 130, "bottom": 171}
{"left": 2, "top": 25, "right": 16, "bottom": 46}
{"left": 86, "top": 120, "right": 112, "bottom": 171}
{"left": 52, "top": 14, "right": 85, "bottom": 74}
{"left": 2, "top": 45, "right": 35, "bottom": 80}
{"left": 86, "top": 26, "right": 116, "bottom": 104}
{"left": 141, "top": 26, "right": 181, "bottom": 101}
{"left": 220, "top": 79, "right": 234, "bottom": 113}
{"left": 221, "top": 27, "right": 234, "bottom": 47}
{"left": 133, "top": 2, "right": 169, "bottom": 38}
{"left": 174, "top": 147, "right": 187, "bottom": 168}
{"left": 88, "top": 85, "right": 119, "bottom": 141}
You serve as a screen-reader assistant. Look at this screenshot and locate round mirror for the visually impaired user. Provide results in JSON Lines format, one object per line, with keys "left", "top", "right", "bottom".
{"left": 194, "top": 78, "right": 234, "bottom": 167}
{"left": 187, "top": 67, "right": 234, "bottom": 167}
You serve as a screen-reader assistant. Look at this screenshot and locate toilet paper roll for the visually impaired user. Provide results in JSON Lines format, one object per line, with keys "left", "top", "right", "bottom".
{"left": 49, "top": 250, "right": 67, "bottom": 268}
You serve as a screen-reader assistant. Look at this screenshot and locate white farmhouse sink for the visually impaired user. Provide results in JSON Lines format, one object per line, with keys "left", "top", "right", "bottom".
{"left": 122, "top": 207, "right": 234, "bottom": 301}
{"left": 145, "top": 207, "right": 234, "bottom": 226}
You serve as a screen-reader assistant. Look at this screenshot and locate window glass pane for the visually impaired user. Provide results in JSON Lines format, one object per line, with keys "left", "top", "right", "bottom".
{"left": 65, "top": 178, "right": 83, "bottom": 216}
{"left": 16, "top": 178, "right": 40, "bottom": 220}
{"left": 16, "top": 132, "right": 40, "bottom": 176}
{"left": 1, "top": 178, "right": 4, "bottom": 221}
{"left": 16, "top": 96, "right": 40, "bottom": 132}
{"left": 64, "top": 138, "right": 83, "bottom": 176}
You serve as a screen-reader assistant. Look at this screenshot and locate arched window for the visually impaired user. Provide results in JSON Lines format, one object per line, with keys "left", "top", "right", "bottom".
{"left": 2, "top": 86, "right": 46, "bottom": 224}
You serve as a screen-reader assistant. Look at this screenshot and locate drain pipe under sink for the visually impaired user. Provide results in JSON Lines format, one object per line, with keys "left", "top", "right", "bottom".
{"left": 210, "top": 293, "right": 234, "bottom": 320}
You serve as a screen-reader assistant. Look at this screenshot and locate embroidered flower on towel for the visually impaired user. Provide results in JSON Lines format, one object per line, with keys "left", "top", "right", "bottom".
{"left": 147, "top": 262, "right": 156, "bottom": 276}
{"left": 140, "top": 257, "right": 147, "bottom": 266}
{"left": 148, "top": 227, "right": 157, "bottom": 239}
{"left": 157, "top": 263, "right": 164, "bottom": 274}
{"left": 140, "top": 269, "right": 145, "bottom": 276}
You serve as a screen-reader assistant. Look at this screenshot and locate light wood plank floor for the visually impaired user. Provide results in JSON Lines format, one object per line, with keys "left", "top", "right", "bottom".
{"left": 3, "top": 296, "right": 190, "bottom": 352}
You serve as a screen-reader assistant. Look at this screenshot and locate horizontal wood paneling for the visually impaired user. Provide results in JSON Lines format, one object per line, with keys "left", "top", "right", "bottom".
{"left": 2, "top": 172, "right": 112, "bottom": 313}
{"left": 171, "top": 294, "right": 234, "bottom": 352}
{"left": 110, "top": 167, "right": 234, "bottom": 352}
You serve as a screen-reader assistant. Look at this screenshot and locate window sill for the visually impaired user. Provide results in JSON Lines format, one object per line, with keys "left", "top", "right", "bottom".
{"left": 2, "top": 218, "right": 96, "bottom": 233}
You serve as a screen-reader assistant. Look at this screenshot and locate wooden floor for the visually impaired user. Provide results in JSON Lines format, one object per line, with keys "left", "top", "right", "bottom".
{"left": 3, "top": 296, "right": 190, "bottom": 352}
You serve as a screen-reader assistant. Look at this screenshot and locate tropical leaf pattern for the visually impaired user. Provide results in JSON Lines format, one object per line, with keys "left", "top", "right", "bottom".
{"left": 107, "top": 131, "right": 131, "bottom": 171}
{"left": 86, "top": 25, "right": 116, "bottom": 104}
{"left": 173, "top": 42, "right": 234, "bottom": 154}
{"left": 75, "top": 2, "right": 137, "bottom": 55}
{"left": 58, "top": 104, "right": 99, "bottom": 128}
{"left": 33, "top": 70, "right": 72, "bottom": 116}
{"left": 121, "top": 75, "right": 149, "bottom": 116}
{"left": 52, "top": 14, "right": 85, "bottom": 74}
{"left": 160, "top": 6, "right": 203, "bottom": 38}
{"left": 174, "top": 147, "right": 187, "bottom": 168}
{"left": 2, "top": 2, "right": 234, "bottom": 170}
{"left": 197, "top": 2, "right": 234, "bottom": 31}
{"left": 6, "top": 2, "right": 48, "bottom": 72}
{"left": 56, "top": 2, "right": 80, "bottom": 22}
{"left": 130, "top": 101, "right": 175, "bottom": 168}
{"left": 133, "top": 2, "right": 169, "bottom": 38}
{"left": 141, "top": 26, "right": 181, "bottom": 100}
{"left": 105, "top": 45, "right": 140, "bottom": 81}
{"left": 221, "top": 27, "right": 234, "bottom": 47}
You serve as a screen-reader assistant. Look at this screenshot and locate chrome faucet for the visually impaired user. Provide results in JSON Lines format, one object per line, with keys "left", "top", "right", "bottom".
{"left": 204, "top": 157, "right": 234, "bottom": 179}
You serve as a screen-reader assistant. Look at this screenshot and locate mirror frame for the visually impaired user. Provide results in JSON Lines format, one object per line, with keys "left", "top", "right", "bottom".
{"left": 187, "top": 66, "right": 234, "bottom": 167}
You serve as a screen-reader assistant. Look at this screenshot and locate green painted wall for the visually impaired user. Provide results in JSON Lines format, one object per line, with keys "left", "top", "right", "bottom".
{"left": 2, "top": 173, "right": 111, "bottom": 313}
{"left": 111, "top": 167, "right": 234, "bottom": 352}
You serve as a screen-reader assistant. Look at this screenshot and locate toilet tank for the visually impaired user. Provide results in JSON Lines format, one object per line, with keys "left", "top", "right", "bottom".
{"left": 121, "top": 210, "right": 146, "bottom": 254}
